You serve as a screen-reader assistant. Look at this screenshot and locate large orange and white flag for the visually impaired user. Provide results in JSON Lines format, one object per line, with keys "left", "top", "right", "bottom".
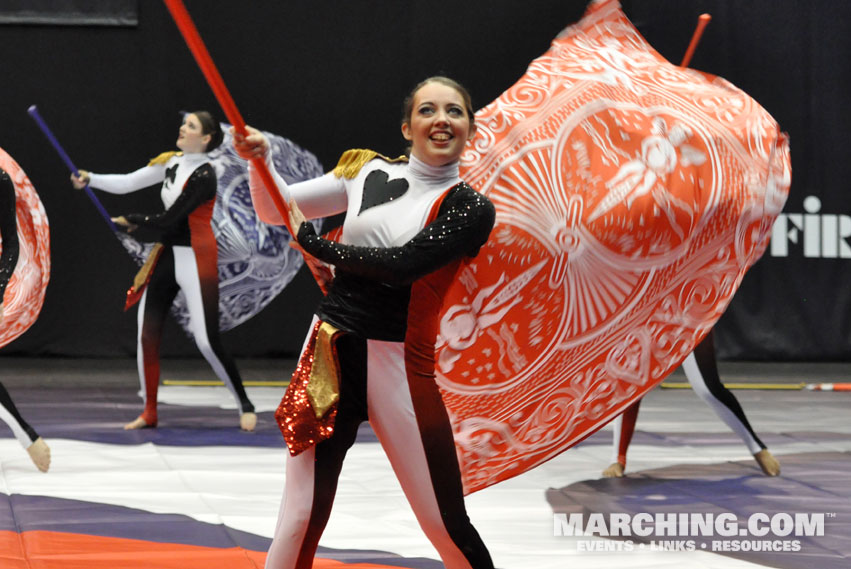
{"left": 0, "top": 148, "right": 50, "bottom": 349}
{"left": 443, "top": 0, "right": 791, "bottom": 493}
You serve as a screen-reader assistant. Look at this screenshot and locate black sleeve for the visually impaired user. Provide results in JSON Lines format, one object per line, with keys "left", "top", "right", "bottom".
{"left": 297, "top": 183, "right": 495, "bottom": 286}
{"left": 122, "top": 163, "right": 216, "bottom": 241}
{"left": 0, "top": 169, "right": 20, "bottom": 298}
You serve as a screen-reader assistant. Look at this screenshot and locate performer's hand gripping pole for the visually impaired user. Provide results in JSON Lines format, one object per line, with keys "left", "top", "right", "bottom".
{"left": 27, "top": 105, "right": 119, "bottom": 233}
{"left": 161, "top": 0, "right": 294, "bottom": 235}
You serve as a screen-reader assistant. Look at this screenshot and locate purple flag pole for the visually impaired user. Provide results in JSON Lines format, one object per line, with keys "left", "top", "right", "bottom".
{"left": 27, "top": 105, "right": 118, "bottom": 232}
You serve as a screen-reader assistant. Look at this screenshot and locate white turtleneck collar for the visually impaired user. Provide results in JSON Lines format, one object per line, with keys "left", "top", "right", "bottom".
{"left": 179, "top": 151, "right": 210, "bottom": 167}
{"left": 407, "top": 153, "right": 460, "bottom": 185}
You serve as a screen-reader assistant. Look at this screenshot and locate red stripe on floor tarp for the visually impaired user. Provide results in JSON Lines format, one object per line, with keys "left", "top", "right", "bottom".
{"left": 0, "top": 530, "right": 409, "bottom": 569}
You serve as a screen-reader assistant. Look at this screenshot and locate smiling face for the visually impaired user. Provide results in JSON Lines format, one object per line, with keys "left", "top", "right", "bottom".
{"left": 401, "top": 81, "right": 476, "bottom": 167}
{"left": 176, "top": 113, "right": 211, "bottom": 154}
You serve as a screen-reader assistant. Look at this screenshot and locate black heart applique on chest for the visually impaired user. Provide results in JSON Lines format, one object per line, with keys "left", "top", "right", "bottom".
{"left": 164, "top": 164, "right": 178, "bottom": 187}
{"left": 358, "top": 169, "right": 409, "bottom": 215}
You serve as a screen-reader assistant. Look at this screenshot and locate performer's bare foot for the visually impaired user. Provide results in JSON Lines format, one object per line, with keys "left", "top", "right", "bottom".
{"left": 602, "top": 462, "right": 625, "bottom": 478}
{"left": 123, "top": 416, "right": 155, "bottom": 430}
{"left": 753, "top": 449, "right": 780, "bottom": 476}
{"left": 240, "top": 412, "right": 257, "bottom": 432}
{"left": 27, "top": 437, "right": 51, "bottom": 473}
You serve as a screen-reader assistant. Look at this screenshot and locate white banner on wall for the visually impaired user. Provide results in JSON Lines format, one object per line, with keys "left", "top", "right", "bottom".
{"left": 0, "top": 1, "right": 137, "bottom": 27}
{"left": 771, "top": 196, "right": 851, "bottom": 258}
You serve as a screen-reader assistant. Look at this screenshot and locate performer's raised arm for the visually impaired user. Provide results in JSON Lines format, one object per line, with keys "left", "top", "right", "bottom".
{"left": 232, "top": 125, "right": 347, "bottom": 224}
{"left": 72, "top": 163, "right": 165, "bottom": 195}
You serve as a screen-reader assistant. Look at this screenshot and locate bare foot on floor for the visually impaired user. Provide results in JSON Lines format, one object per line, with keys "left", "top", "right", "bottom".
{"left": 123, "top": 416, "right": 155, "bottom": 430}
{"left": 27, "top": 437, "right": 51, "bottom": 473}
{"left": 240, "top": 412, "right": 257, "bottom": 432}
{"left": 602, "top": 462, "right": 625, "bottom": 478}
{"left": 753, "top": 449, "right": 780, "bottom": 476}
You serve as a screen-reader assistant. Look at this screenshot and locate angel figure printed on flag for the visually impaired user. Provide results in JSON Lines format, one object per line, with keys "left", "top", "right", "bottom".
{"left": 437, "top": 261, "right": 545, "bottom": 375}
{"left": 588, "top": 116, "right": 706, "bottom": 240}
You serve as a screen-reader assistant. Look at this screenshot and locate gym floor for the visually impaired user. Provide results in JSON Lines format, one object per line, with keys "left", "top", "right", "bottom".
{"left": 1, "top": 357, "right": 848, "bottom": 568}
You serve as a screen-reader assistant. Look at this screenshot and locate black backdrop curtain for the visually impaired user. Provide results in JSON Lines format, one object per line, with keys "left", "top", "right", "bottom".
{"left": 0, "top": 0, "right": 846, "bottom": 360}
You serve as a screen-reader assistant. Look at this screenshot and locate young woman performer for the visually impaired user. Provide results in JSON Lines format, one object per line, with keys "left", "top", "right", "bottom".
{"left": 603, "top": 329, "right": 780, "bottom": 477}
{"left": 234, "top": 77, "right": 496, "bottom": 569}
{"left": 71, "top": 112, "right": 256, "bottom": 431}
{"left": 0, "top": 168, "right": 50, "bottom": 472}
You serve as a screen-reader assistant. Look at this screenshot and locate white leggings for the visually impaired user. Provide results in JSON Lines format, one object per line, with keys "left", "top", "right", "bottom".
{"left": 265, "top": 324, "right": 492, "bottom": 569}
{"left": 611, "top": 331, "right": 766, "bottom": 465}
{"left": 0, "top": 381, "right": 37, "bottom": 448}
{"left": 135, "top": 245, "right": 252, "bottom": 423}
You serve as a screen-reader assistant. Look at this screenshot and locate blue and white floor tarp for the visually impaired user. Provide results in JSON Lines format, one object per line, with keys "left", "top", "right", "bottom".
{"left": 0, "top": 361, "right": 849, "bottom": 568}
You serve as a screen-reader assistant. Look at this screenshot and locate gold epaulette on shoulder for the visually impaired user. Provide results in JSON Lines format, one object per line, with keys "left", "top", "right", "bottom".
{"left": 331, "top": 148, "right": 407, "bottom": 179}
{"left": 147, "top": 151, "right": 182, "bottom": 167}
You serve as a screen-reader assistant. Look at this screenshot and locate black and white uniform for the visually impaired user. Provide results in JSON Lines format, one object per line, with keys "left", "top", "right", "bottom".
{"left": 0, "top": 168, "right": 39, "bottom": 450}
{"left": 250, "top": 152, "right": 495, "bottom": 569}
{"left": 89, "top": 153, "right": 253, "bottom": 425}
{"left": 611, "top": 330, "right": 767, "bottom": 466}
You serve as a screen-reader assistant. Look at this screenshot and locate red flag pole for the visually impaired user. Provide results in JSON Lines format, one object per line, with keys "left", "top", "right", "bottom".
{"left": 161, "top": 0, "right": 294, "bottom": 235}
{"left": 680, "top": 13, "right": 712, "bottom": 68}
